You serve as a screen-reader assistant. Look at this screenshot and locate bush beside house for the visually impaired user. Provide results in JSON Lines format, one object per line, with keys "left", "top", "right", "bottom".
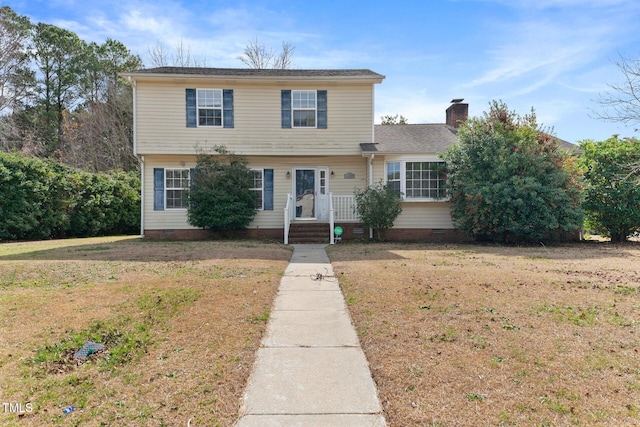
{"left": 354, "top": 180, "right": 403, "bottom": 241}
{"left": 0, "top": 152, "right": 140, "bottom": 241}
{"left": 442, "top": 101, "right": 584, "bottom": 243}
{"left": 187, "top": 148, "right": 257, "bottom": 234}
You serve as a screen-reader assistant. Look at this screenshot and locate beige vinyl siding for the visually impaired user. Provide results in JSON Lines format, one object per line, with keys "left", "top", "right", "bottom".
{"left": 142, "top": 155, "right": 367, "bottom": 231}
{"left": 135, "top": 81, "right": 374, "bottom": 156}
{"left": 393, "top": 203, "right": 454, "bottom": 229}
{"left": 370, "top": 156, "right": 454, "bottom": 229}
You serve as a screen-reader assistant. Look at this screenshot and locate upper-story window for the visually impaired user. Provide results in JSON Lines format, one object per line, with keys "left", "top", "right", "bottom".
{"left": 292, "top": 90, "right": 317, "bottom": 128}
{"left": 186, "top": 88, "right": 233, "bottom": 128}
{"left": 197, "top": 89, "right": 223, "bottom": 127}
{"left": 281, "top": 90, "right": 327, "bottom": 129}
{"left": 386, "top": 160, "right": 448, "bottom": 201}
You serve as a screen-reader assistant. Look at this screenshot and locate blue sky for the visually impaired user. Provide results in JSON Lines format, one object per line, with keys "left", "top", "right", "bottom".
{"left": 7, "top": 0, "right": 640, "bottom": 143}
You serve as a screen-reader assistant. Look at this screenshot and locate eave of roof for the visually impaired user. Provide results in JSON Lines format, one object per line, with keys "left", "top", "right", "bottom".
{"left": 122, "top": 67, "right": 385, "bottom": 83}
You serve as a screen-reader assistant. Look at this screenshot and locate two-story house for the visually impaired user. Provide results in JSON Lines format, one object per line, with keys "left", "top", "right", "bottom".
{"left": 123, "top": 67, "right": 465, "bottom": 242}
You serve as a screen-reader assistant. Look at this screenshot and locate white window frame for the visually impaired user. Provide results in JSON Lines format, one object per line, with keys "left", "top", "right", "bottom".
{"left": 250, "top": 169, "right": 264, "bottom": 210}
{"left": 165, "top": 168, "right": 190, "bottom": 210}
{"left": 197, "top": 89, "right": 223, "bottom": 127}
{"left": 292, "top": 90, "right": 317, "bottom": 128}
{"left": 385, "top": 157, "right": 449, "bottom": 202}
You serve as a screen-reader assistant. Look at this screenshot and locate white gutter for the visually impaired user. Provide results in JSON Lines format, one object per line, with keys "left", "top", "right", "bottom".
{"left": 128, "top": 76, "right": 137, "bottom": 156}
{"left": 368, "top": 153, "right": 375, "bottom": 240}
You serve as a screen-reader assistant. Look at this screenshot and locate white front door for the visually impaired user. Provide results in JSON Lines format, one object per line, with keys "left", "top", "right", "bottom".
{"left": 293, "top": 167, "right": 329, "bottom": 220}
{"left": 316, "top": 168, "right": 329, "bottom": 220}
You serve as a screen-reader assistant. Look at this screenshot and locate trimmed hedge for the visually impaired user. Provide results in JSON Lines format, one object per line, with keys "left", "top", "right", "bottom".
{"left": 0, "top": 152, "right": 140, "bottom": 241}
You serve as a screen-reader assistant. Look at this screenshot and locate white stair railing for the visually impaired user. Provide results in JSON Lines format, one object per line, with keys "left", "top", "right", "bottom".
{"left": 284, "top": 193, "right": 292, "bottom": 244}
{"left": 329, "top": 192, "right": 335, "bottom": 244}
{"left": 331, "top": 194, "right": 358, "bottom": 221}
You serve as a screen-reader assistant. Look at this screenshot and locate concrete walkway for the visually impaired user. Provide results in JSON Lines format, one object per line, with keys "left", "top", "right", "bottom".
{"left": 236, "top": 244, "right": 386, "bottom": 427}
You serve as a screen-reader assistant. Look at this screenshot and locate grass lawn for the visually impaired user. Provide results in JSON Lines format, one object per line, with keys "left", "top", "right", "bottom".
{"left": 2, "top": 238, "right": 639, "bottom": 426}
{"left": 0, "top": 236, "right": 292, "bottom": 426}
{"left": 327, "top": 241, "right": 640, "bottom": 427}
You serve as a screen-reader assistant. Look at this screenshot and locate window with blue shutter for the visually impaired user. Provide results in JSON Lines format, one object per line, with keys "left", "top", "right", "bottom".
{"left": 186, "top": 88, "right": 233, "bottom": 128}
{"left": 223, "top": 89, "right": 234, "bottom": 128}
{"left": 186, "top": 89, "right": 197, "bottom": 127}
{"left": 283, "top": 90, "right": 326, "bottom": 128}
{"left": 281, "top": 90, "right": 292, "bottom": 128}
{"left": 317, "top": 90, "right": 327, "bottom": 129}
{"left": 153, "top": 168, "right": 165, "bottom": 210}
{"left": 264, "top": 169, "right": 274, "bottom": 210}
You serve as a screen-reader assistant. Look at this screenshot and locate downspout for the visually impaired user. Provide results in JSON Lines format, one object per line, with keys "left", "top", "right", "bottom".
{"left": 368, "top": 153, "right": 374, "bottom": 240}
{"left": 369, "top": 84, "right": 376, "bottom": 240}
{"left": 139, "top": 155, "right": 145, "bottom": 238}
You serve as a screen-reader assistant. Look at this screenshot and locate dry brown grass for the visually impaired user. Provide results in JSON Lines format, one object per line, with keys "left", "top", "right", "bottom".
{"left": 0, "top": 236, "right": 291, "bottom": 426}
{"left": 328, "top": 241, "right": 640, "bottom": 427}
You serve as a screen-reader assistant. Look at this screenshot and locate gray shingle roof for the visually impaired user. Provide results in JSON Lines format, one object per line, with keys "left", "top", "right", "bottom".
{"left": 363, "top": 124, "right": 579, "bottom": 155}
{"left": 363, "top": 124, "right": 459, "bottom": 154}
{"left": 125, "top": 67, "right": 384, "bottom": 80}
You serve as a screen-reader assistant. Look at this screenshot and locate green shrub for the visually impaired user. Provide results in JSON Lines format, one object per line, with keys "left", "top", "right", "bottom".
{"left": 354, "top": 180, "right": 403, "bottom": 241}
{"left": 0, "top": 152, "right": 140, "bottom": 240}
{"left": 187, "top": 147, "right": 256, "bottom": 233}
{"left": 442, "top": 101, "right": 583, "bottom": 243}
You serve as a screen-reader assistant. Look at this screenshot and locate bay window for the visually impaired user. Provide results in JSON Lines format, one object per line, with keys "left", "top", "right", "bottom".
{"left": 386, "top": 160, "right": 448, "bottom": 200}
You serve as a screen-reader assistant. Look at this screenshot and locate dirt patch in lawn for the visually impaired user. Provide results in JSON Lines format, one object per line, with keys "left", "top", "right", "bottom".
{"left": 0, "top": 237, "right": 291, "bottom": 426}
{"left": 328, "top": 241, "right": 640, "bottom": 427}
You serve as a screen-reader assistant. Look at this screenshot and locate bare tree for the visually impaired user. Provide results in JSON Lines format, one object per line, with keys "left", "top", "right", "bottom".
{"left": 238, "top": 38, "right": 294, "bottom": 69}
{"left": 147, "top": 40, "right": 169, "bottom": 67}
{"left": 272, "top": 41, "right": 295, "bottom": 69}
{"left": 593, "top": 54, "right": 640, "bottom": 178}
{"left": 593, "top": 54, "right": 640, "bottom": 130}
{"left": 147, "top": 38, "right": 207, "bottom": 68}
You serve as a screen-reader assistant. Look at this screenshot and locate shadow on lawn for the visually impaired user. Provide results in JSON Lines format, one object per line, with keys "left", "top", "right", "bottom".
{"left": 0, "top": 236, "right": 293, "bottom": 262}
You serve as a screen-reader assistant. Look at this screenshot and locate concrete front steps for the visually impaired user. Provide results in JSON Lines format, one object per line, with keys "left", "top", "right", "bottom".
{"left": 287, "top": 222, "right": 330, "bottom": 244}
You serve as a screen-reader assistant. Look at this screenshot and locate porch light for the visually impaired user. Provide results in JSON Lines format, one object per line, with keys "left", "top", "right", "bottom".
{"left": 286, "top": 171, "right": 291, "bottom": 179}
{"left": 330, "top": 171, "right": 335, "bottom": 178}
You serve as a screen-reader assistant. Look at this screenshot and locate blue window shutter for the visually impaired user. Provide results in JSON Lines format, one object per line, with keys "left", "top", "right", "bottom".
{"left": 223, "top": 89, "right": 234, "bottom": 128}
{"left": 189, "top": 168, "right": 197, "bottom": 188}
{"left": 186, "top": 89, "right": 196, "bottom": 127}
{"left": 317, "top": 90, "right": 327, "bottom": 129}
{"left": 263, "top": 169, "right": 274, "bottom": 210}
{"left": 153, "top": 168, "right": 164, "bottom": 210}
{"left": 281, "top": 90, "right": 291, "bottom": 128}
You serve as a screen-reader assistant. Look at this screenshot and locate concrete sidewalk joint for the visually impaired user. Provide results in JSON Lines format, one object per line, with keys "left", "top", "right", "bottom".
{"left": 236, "top": 244, "right": 386, "bottom": 427}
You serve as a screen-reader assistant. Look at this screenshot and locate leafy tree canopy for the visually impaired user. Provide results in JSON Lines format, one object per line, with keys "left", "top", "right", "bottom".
{"left": 380, "top": 114, "right": 408, "bottom": 125}
{"left": 579, "top": 136, "right": 640, "bottom": 242}
{"left": 442, "top": 100, "right": 583, "bottom": 243}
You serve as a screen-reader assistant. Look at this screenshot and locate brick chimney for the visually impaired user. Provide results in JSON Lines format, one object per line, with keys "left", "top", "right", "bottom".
{"left": 446, "top": 98, "right": 468, "bottom": 128}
